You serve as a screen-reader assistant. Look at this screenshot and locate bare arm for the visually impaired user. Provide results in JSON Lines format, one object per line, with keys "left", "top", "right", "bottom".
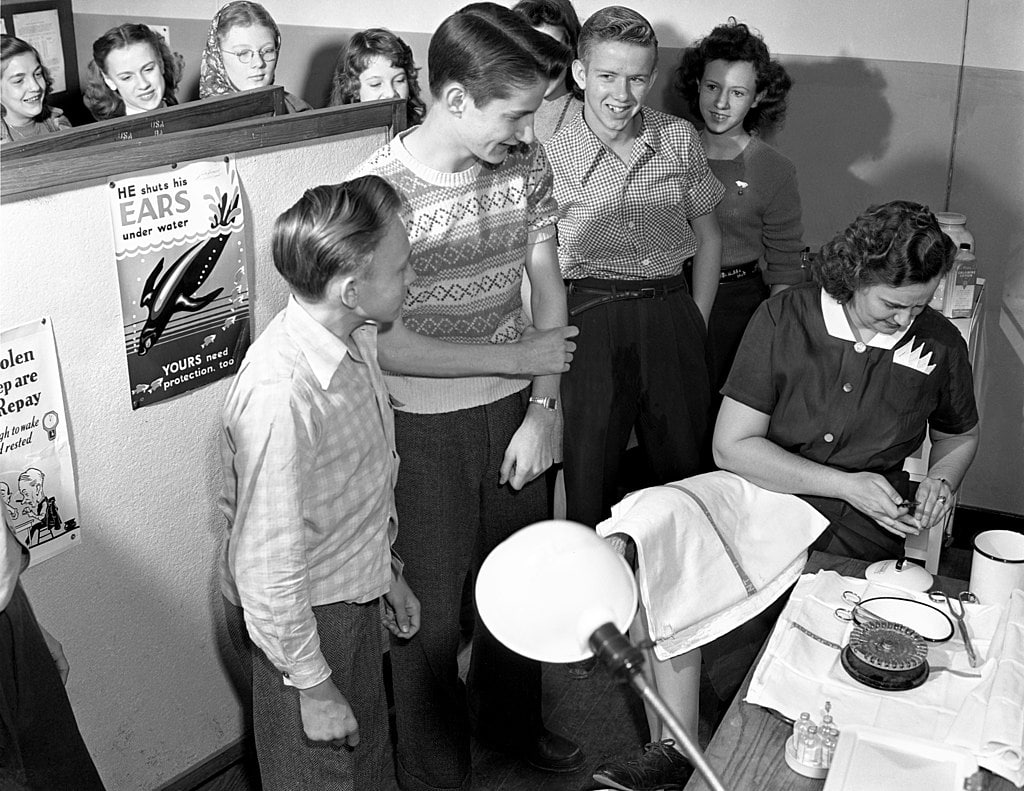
{"left": 376, "top": 315, "right": 575, "bottom": 378}
{"left": 689, "top": 211, "right": 722, "bottom": 325}
{"left": 500, "top": 235, "right": 567, "bottom": 489}
{"left": 911, "top": 424, "right": 979, "bottom": 530}
{"left": 712, "top": 396, "right": 916, "bottom": 536}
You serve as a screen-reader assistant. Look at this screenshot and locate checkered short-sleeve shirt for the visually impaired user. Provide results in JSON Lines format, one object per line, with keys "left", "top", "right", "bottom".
{"left": 545, "top": 106, "right": 724, "bottom": 280}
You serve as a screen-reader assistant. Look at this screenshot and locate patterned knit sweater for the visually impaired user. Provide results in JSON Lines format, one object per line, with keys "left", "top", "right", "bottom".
{"left": 352, "top": 131, "right": 558, "bottom": 414}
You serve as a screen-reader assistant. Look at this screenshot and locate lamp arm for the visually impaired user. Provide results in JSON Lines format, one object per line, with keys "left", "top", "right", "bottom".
{"left": 589, "top": 623, "right": 729, "bottom": 791}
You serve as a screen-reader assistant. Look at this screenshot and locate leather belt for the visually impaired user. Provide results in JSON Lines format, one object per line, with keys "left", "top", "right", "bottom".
{"left": 566, "top": 271, "right": 690, "bottom": 318}
{"left": 682, "top": 259, "right": 761, "bottom": 283}
{"left": 719, "top": 260, "right": 761, "bottom": 283}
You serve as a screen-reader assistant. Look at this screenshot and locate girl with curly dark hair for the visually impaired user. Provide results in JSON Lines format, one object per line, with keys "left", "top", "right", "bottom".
{"left": 328, "top": 28, "right": 425, "bottom": 127}
{"left": 1, "top": 35, "right": 71, "bottom": 142}
{"left": 83, "top": 24, "right": 184, "bottom": 120}
{"left": 676, "top": 19, "right": 807, "bottom": 390}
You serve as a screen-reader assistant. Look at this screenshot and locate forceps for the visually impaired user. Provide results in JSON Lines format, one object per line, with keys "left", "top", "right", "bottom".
{"left": 833, "top": 590, "right": 887, "bottom": 625}
{"left": 929, "top": 590, "right": 980, "bottom": 667}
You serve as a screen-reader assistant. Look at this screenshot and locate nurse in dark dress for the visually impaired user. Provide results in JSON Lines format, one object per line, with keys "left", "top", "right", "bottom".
{"left": 714, "top": 200, "right": 980, "bottom": 561}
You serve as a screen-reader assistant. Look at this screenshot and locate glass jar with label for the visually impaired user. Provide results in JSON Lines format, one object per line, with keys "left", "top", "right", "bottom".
{"left": 935, "top": 212, "right": 975, "bottom": 253}
{"left": 931, "top": 212, "right": 975, "bottom": 312}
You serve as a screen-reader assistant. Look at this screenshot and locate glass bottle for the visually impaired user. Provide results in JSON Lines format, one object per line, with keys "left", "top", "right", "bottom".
{"left": 798, "top": 724, "right": 822, "bottom": 765}
{"left": 793, "top": 711, "right": 812, "bottom": 743}
{"left": 821, "top": 729, "right": 838, "bottom": 768}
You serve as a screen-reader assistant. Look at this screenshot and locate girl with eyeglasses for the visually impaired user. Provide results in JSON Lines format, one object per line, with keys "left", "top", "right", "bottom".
{"left": 200, "top": 1, "right": 311, "bottom": 113}
{"left": 83, "top": 23, "right": 184, "bottom": 120}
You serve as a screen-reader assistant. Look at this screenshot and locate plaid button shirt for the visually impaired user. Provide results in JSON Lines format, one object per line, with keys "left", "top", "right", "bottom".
{"left": 545, "top": 106, "right": 724, "bottom": 280}
{"left": 219, "top": 298, "right": 398, "bottom": 688}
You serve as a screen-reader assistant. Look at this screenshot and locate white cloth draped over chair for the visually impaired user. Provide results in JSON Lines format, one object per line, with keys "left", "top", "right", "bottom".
{"left": 596, "top": 471, "right": 829, "bottom": 660}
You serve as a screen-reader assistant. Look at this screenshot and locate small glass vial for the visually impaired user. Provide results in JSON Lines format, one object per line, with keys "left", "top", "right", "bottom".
{"left": 797, "top": 725, "right": 822, "bottom": 765}
{"left": 793, "top": 712, "right": 812, "bottom": 743}
{"left": 821, "top": 729, "right": 838, "bottom": 768}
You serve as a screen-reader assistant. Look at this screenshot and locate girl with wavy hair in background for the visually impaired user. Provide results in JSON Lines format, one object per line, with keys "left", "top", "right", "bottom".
{"left": 83, "top": 23, "right": 184, "bottom": 120}
{"left": 677, "top": 19, "right": 808, "bottom": 391}
{"left": 1, "top": 35, "right": 71, "bottom": 142}
{"left": 328, "top": 28, "right": 425, "bottom": 127}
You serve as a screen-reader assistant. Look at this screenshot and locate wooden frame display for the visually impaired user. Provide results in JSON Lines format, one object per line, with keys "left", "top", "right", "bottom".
{"left": 1, "top": 98, "right": 408, "bottom": 202}
{"left": 2, "top": 87, "right": 287, "bottom": 157}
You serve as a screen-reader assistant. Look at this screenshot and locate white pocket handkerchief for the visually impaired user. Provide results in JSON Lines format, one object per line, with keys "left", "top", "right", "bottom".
{"left": 892, "top": 335, "right": 936, "bottom": 375}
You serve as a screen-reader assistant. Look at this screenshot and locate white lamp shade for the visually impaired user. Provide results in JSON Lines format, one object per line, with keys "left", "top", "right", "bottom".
{"left": 476, "top": 520, "right": 638, "bottom": 663}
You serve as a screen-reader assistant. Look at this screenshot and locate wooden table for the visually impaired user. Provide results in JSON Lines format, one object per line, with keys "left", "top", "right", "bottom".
{"left": 684, "top": 551, "right": 1017, "bottom": 791}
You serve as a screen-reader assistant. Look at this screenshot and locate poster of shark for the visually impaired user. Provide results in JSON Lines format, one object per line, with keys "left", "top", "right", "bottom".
{"left": 108, "top": 157, "right": 252, "bottom": 409}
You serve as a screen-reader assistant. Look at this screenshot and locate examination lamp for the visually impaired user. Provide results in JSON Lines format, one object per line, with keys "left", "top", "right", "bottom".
{"left": 476, "top": 520, "right": 728, "bottom": 791}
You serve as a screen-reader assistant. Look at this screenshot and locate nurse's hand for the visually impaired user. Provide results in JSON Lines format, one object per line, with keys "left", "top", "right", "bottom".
{"left": 842, "top": 472, "right": 921, "bottom": 537}
{"left": 913, "top": 475, "right": 953, "bottom": 531}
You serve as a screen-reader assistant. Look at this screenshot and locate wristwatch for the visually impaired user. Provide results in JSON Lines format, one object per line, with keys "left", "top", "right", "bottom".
{"left": 528, "top": 396, "right": 558, "bottom": 411}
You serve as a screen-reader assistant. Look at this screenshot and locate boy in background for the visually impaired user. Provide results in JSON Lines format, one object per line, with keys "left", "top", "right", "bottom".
{"left": 219, "top": 175, "right": 420, "bottom": 791}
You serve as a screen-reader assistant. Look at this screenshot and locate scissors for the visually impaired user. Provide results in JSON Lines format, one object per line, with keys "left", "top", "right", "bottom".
{"left": 834, "top": 590, "right": 888, "bottom": 625}
{"left": 929, "top": 590, "right": 980, "bottom": 667}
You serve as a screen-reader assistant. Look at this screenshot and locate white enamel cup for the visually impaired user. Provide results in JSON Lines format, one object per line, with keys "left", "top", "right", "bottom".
{"left": 969, "top": 530, "right": 1024, "bottom": 605}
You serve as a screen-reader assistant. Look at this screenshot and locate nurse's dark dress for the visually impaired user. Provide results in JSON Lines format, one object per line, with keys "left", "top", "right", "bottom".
{"left": 722, "top": 282, "right": 978, "bottom": 561}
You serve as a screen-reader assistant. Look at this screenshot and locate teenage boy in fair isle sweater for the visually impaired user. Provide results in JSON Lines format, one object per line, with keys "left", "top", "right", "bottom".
{"left": 351, "top": 3, "right": 581, "bottom": 790}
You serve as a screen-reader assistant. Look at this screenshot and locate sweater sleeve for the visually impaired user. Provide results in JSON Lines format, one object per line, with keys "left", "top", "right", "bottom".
{"left": 759, "top": 146, "right": 809, "bottom": 286}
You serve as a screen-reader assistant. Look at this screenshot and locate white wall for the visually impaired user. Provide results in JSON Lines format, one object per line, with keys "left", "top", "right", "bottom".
{"left": 0, "top": 128, "right": 387, "bottom": 789}
{"left": 75, "top": 0, "right": 987, "bottom": 64}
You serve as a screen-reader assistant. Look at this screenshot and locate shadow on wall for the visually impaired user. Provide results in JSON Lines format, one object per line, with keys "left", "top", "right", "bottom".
{"left": 773, "top": 57, "right": 894, "bottom": 247}
{"left": 304, "top": 40, "right": 348, "bottom": 109}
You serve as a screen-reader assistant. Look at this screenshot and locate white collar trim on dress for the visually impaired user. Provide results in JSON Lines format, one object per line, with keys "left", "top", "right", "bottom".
{"left": 819, "top": 288, "right": 910, "bottom": 350}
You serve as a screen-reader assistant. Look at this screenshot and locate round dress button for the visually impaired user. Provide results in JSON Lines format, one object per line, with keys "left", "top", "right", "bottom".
{"left": 854, "top": 342, "right": 867, "bottom": 353}
{"left": 824, "top": 433, "right": 835, "bottom": 442}
{"left": 842, "top": 383, "right": 853, "bottom": 393}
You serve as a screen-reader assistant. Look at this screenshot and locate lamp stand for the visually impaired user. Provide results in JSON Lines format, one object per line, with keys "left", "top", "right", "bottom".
{"left": 589, "top": 623, "right": 728, "bottom": 791}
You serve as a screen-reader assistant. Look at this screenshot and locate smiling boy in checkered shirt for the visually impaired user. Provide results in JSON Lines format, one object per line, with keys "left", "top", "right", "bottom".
{"left": 545, "top": 6, "right": 725, "bottom": 531}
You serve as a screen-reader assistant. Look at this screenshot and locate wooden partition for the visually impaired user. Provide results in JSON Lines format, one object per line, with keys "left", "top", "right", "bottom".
{"left": 1, "top": 97, "right": 407, "bottom": 201}
{"left": 0, "top": 97, "right": 405, "bottom": 789}
{"left": 1, "top": 86, "right": 286, "bottom": 159}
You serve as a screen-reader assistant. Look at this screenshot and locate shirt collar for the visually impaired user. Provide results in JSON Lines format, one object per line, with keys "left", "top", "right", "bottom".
{"left": 282, "top": 296, "right": 352, "bottom": 389}
{"left": 819, "top": 288, "right": 911, "bottom": 350}
{"left": 562, "top": 105, "right": 658, "bottom": 185}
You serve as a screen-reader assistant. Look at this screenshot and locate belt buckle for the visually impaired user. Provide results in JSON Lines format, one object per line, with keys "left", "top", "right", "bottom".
{"left": 639, "top": 287, "right": 657, "bottom": 299}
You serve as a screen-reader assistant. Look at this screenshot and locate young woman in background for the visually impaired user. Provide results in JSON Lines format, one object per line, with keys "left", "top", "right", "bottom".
{"left": 328, "top": 28, "right": 425, "bottom": 127}
{"left": 83, "top": 23, "right": 183, "bottom": 120}
{"left": 1, "top": 35, "right": 71, "bottom": 142}
{"left": 200, "top": 1, "right": 311, "bottom": 113}
{"left": 677, "top": 20, "right": 808, "bottom": 390}
{"left": 511, "top": 0, "right": 581, "bottom": 142}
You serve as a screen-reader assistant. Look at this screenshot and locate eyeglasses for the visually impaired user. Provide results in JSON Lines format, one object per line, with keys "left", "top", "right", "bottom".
{"left": 220, "top": 47, "right": 278, "bottom": 65}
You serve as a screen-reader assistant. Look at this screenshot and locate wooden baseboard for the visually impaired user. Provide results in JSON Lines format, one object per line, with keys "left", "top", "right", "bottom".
{"left": 156, "top": 735, "right": 254, "bottom": 791}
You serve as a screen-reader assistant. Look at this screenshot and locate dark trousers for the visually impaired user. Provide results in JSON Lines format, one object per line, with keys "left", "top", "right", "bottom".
{"left": 707, "top": 272, "right": 769, "bottom": 392}
{"left": 224, "top": 599, "right": 395, "bottom": 791}
{"left": 563, "top": 284, "right": 713, "bottom": 527}
{"left": 390, "top": 390, "right": 547, "bottom": 791}
{"left": 0, "top": 583, "right": 105, "bottom": 791}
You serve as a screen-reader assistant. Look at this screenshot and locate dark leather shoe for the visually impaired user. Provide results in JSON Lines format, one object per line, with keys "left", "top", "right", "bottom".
{"left": 524, "top": 728, "right": 585, "bottom": 773}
